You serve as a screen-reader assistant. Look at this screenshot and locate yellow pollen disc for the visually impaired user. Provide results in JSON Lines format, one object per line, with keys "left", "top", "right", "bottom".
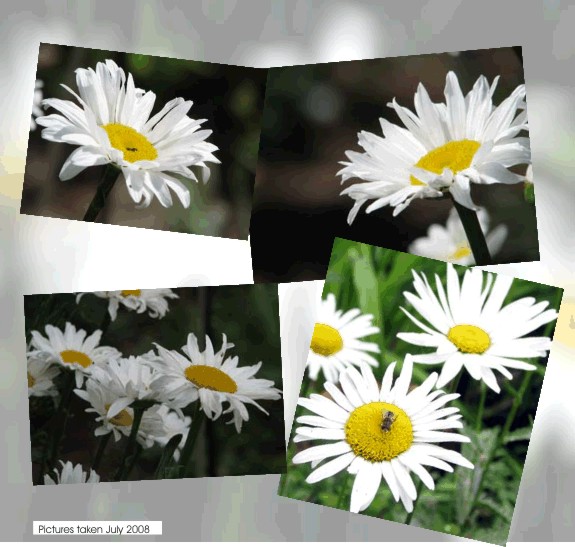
{"left": 310, "top": 323, "right": 344, "bottom": 356}
{"left": 105, "top": 404, "right": 134, "bottom": 427}
{"left": 344, "top": 402, "right": 413, "bottom": 462}
{"left": 410, "top": 139, "right": 481, "bottom": 186}
{"left": 60, "top": 349, "right": 93, "bottom": 369}
{"left": 27, "top": 372, "right": 35, "bottom": 388}
{"left": 102, "top": 123, "right": 158, "bottom": 163}
{"left": 121, "top": 290, "right": 142, "bottom": 297}
{"left": 184, "top": 365, "right": 238, "bottom": 393}
{"left": 447, "top": 324, "right": 491, "bottom": 354}
{"left": 449, "top": 246, "right": 472, "bottom": 260}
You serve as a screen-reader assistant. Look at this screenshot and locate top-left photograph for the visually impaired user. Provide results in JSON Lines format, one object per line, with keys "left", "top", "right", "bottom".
{"left": 21, "top": 43, "right": 267, "bottom": 239}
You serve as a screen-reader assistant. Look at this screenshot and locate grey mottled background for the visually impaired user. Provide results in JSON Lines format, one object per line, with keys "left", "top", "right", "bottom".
{"left": 0, "top": 0, "right": 574, "bottom": 543}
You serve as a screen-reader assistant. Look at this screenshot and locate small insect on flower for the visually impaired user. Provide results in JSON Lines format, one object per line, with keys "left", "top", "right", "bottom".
{"left": 380, "top": 410, "right": 396, "bottom": 433}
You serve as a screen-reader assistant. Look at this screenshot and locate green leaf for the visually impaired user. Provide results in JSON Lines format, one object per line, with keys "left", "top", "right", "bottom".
{"left": 503, "top": 426, "right": 531, "bottom": 444}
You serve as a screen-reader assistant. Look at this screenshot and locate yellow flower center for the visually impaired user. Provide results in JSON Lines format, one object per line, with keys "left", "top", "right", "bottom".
{"left": 410, "top": 139, "right": 481, "bottom": 186}
{"left": 27, "top": 372, "right": 35, "bottom": 388}
{"left": 121, "top": 290, "right": 142, "bottom": 297}
{"left": 60, "top": 350, "right": 93, "bottom": 369}
{"left": 184, "top": 365, "right": 238, "bottom": 393}
{"left": 448, "top": 245, "right": 472, "bottom": 261}
{"left": 310, "top": 323, "right": 343, "bottom": 356}
{"left": 344, "top": 402, "right": 413, "bottom": 462}
{"left": 447, "top": 324, "right": 491, "bottom": 354}
{"left": 105, "top": 404, "right": 134, "bottom": 427}
{"left": 102, "top": 123, "right": 158, "bottom": 163}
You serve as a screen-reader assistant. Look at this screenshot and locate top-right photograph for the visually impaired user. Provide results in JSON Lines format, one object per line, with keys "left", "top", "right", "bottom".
{"left": 250, "top": 46, "right": 536, "bottom": 283}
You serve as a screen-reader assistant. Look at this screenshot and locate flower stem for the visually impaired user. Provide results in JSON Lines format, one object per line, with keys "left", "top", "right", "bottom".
{"left": 154, "top": 433, "right": 183, "bottom": 480}
{"left": 452, "top": 199, "right": 492, "bottom": 265}
{"left": 404, "top": 479, "right": 423, "bottom": 525}
{"left": 83, "top": 165, "right": 119, "bottom": 222}
{"left": 336, "top": 473, "right": 351, "bottom": 510}
{"left": 48, "top": 370, "right": 76, "bottom": 467}
{"left": 475, "top": 383, "right": 487, "bottom": 431}
{"left": 92, "top": 432, "right": 111, "bottom": 472}
{"left": 114, "top": 405, "right": 145, "bottom": 481}
{"left": 179, "top": 403, "right": 205, "bottom": 478}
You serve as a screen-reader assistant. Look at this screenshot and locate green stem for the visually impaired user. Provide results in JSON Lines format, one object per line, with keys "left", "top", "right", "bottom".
{"left": 452, "top": 199, "right": 492, "bottom": 266}
{"left": 179, "top": 403, "right": 205, "bottom": 478}
{"left": 404, "top": 479, "right": 424, "bottom": 525}
{"left": 83, "top": 165, "right": 119, "bottom": 222}
{"left": 48, "top": 371, "right": 76, "bottom": 467}
{"left": 501, "top": 370, "right": 534, "bottom": 439}
{"left": 447, "top": 369, "right": 464, "bottom": 396}
{"left": 336, "top": 474, "right": 351, "bottom": 510}
{"left": 114, "top": 405, "right": 145, "bottom": 481}
{"left": 475, "top": 383, "right": 487, "bottom": 432}
{"left": 92, "top": 432, "right": 111, "bottom": 472}
{"left": 154, "top": 433, "right": 183, "bottom": 480}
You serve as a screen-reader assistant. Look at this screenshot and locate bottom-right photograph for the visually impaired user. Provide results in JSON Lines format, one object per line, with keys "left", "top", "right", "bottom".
{"left": 278, "top": 237, "right": 563, "bottom": 546}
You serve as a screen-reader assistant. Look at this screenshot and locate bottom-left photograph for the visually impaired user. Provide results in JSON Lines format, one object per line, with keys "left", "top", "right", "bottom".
{"left": 24, "top": 284, "right": 285, "bottom": 485}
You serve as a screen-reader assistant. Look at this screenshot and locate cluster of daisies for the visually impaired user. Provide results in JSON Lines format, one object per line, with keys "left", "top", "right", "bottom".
{"left": 292, "top": 262, "right": 557, "bottom": 514}
{"left": 338, "top": 71, "right": 533, "bottom": 265}
{"left": 28, "top": 289, "right": 281, "bottom": 485}
{"left": 33, "top": 59, "right": 219, "bottom": 209}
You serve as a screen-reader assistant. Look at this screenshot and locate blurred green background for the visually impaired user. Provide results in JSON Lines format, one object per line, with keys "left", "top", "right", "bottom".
{"left": 22, "top": 43, "right": 266, "bottom": 239}
{"left": 280, "top": 238, "right": 562, "bottom": 545}
{"left": 251, "top": 46, "right": 537, "bottom": 282}
{"left": 25, "top": 283, "right": 285, "bottom": 483}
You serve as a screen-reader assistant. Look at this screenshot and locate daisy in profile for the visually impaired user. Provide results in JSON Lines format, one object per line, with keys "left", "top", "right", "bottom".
{"left": 338, "top": 71, "right": 529, "bottom": 221}
{"left": 397, "top": 263, "right": 558, "bottom": 392}
{"left": 308, "top": 293, "right": 380, "bottom": 383}
{"left": 27, "top": 354, "right": 61, "bottom": 397}
{"left": 408, "top": 208, "right": 507, "bottom": 265}
{"left": 28, "top": 322, "right": 121, "bottom": 388}
{"left": 76, "top": 289, "right": 178, "bottom": 321}
{"left": 292, "top": 357, "right": 473, "bottom": 513}
{"left": 30, "top": 79, "right": 44, "bottom": 131}
{"left": 138, "top": 404, "right": 191, "bottom": 461}
{"left": 75, "top": 377, "right": 145, "bottom": 442}
{"left": 151, "top": 333, "right": 282, "bottom": 432}
{"left": 44, "top": 461, "right": 100, "bottom": 485}
{"left": 36, "top": 59, "right": 219, "bottom": 208}
{"left": 86, "top": 352, "right": 163, "bottom": 420}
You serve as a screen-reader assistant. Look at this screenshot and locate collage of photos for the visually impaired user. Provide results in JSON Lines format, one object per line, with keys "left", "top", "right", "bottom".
{"left": 16, "top": 38, "right": 563, "bottom": 546}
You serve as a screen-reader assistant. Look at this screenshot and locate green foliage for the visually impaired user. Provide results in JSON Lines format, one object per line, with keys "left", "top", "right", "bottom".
{"left": 281, "top": 238, "right": 561, "bottom": 545}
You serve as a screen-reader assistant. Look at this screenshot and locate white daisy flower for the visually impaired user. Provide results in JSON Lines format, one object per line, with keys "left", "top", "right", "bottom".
{"left": 292, "top": 357, "right": 473, "bottom": 513}
{"left": 308, "top": 293, "right": 380, "bottom": 383}
{"left": 75, "top": 377, "right": 143, "bottom": 442}
{"left": 408, "top": 208, "right": 507, "bottom": 265}
{"left": 397, "top": 263, "right": 558, "bottom": 393}
{"left": 27, "top": 354, "right": 61, "bottom": 397}
{"left": 44, "top": 460, "right": 100, "bottom": 485}
{"left": 76, "top": 289, "right": 178, "bottom": 321}
{"left": 28, "top": 322, "right": 121, "bottom": 388}
{"left": 86, "top": 352, "right": 163, "bottom": 420}
{"left": 151, "top": 333, "right": 282, "bottom": 433}
{"left": 30, "top": 79, "right": 44, "bottom": 131}
{"left": 138, "top": 404, "right": 191, "bottom": 461}
{"left": 36, "top": 59, "right": 220, "bottom": 208}
{"left": 338, "top": 71, "right": 529, "bottom": 221}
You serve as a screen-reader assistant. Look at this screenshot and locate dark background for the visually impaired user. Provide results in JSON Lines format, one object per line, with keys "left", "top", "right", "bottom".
{"left": 22, "top": 42, "right": 267, "bottom": 239}
{"left": 25, "top": 284, "right": 285, "bottom": 483}
{"left": 250, "top": 46, "right": 538, "bottom": 283}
